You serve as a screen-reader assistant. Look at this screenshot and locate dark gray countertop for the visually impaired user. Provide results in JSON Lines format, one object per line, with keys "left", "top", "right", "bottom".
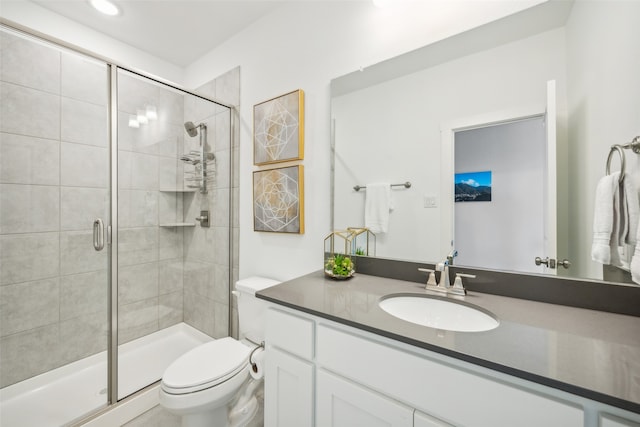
{"left": 257, "top": 270, "right": 640, "bottom": 414}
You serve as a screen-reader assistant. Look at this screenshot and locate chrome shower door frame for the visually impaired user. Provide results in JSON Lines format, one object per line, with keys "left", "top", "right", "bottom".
{"left": 108, "top": 64, "right": 119, "bottom": 407}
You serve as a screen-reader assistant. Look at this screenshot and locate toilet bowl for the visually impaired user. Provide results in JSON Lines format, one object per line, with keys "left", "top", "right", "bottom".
{"left": 159, "top": 338, "right": 252, "bottom": 427}
{"left": 159, "top": 276, "right": 280, "bottom": 427}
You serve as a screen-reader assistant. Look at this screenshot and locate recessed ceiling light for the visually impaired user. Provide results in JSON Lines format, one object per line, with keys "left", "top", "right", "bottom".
{"left": 89, "top": 0, "right": 120, "bottom": 16}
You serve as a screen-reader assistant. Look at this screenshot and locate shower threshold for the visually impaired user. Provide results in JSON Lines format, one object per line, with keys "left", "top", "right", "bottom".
{"left": 0, "top": 323, "right": 212, "bottom": 427}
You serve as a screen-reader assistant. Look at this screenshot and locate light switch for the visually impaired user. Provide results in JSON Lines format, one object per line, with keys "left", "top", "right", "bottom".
{"left": 424, "top": 196, "right": 438, "bottom": 208}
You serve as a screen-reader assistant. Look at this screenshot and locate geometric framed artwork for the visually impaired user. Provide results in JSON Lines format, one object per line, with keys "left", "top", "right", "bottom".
{"left": 253, "top": 165, "right": 304, "bottom": 233}
{"left": 454, "top": 170, "right": 492, "bottom": 202}
{"left": 253, "top": 89, "right": 304, "bottom": 165}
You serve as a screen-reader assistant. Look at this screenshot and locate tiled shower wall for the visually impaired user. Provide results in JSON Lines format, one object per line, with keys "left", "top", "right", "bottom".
{"left": 117, "top": 68, "right": 240, "bottom": 344}
{"left": 182, "top": 68, "right": 240, "bottom": 338}
{"left": 0, "top": 27, "right": 240, "bottom": 387}
{"left": 116, "top": 71, "right": 188, "bottom": 345}
{"left": 117, "top": 68, "right": 238, "bottom": 341}
{"left": 0, "top": 31, "right": 110, "bottom": 387}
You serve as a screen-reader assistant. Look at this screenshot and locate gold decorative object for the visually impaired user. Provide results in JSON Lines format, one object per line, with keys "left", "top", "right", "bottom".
{"left": 347, "top": 227, "right": 376, "bottom": 257}
{"left": 323, "top": 229, "right": 361, "bottom": 279}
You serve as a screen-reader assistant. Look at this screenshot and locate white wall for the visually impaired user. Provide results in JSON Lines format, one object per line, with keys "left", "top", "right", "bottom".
{"left": 184, "top": 1, "right": 544, "bottom": 281}
{"left": 565, "top": 0, "right": 640, "bottom": 280}
{"left": 332, "top": 27, "right": 566, "bottom": 263}
{"left": 455, "top": 117, "right": 546, "bottom": 273}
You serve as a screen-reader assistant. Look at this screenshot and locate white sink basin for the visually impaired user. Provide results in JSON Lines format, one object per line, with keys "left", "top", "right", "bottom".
{"left": 378, "top": 294, "right": 499, "bottom": 332}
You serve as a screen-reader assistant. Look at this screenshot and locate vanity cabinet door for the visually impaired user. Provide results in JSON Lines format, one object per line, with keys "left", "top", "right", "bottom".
{"left": 316, "top": 369, "right": 413, "bottom": 427}
{"left": 264, "top": 347, "right": 314, "bottom": 427}
{"left": 414, "top": 410, "right": 455, "bottom": 427}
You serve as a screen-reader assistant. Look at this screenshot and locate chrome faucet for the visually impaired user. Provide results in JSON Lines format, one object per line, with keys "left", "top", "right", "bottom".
{"left": 417, "top": 249, "right": 477, "bottom": 295}
{"left": 446, "top": 249, "right": 458, "bottom": 265}
{"left": 417, "top": 262, "right": 449, "bottom": 293}
{"left": 437, "top": 249, "right": 457, "bottom": 289}
{"left": 437, "top": 260, "right": 451, "bottom": 289}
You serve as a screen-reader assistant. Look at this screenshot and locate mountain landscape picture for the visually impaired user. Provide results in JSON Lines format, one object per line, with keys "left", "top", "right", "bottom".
{"left": 455, "top": 171, "right": 492, "bottom": 202}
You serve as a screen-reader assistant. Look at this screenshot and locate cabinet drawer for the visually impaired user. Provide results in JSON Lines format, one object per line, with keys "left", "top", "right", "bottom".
{"left": 317, "top": 325, "right": 583, "bottom": 427}
{"left": 266, "top": 308, "right": 314, "bottom": 360}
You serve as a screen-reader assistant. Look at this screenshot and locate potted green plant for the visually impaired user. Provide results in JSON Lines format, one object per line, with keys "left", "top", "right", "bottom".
{"left": 324, "top": 254, "right": 355, "bottom": 279}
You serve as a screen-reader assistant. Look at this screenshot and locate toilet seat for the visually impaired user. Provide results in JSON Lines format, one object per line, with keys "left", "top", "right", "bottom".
{"left": 161, "top": 337, "right": 251, "bottom": 395}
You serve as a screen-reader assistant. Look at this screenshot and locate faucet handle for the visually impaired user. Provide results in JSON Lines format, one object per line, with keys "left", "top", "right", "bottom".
{"left": 450, "top": 273, "right": 476, "bottom": 296}
{"left": 418, "top": 268, "right": 447, "bottom": 292}
{"left": 418, "top": 268, "right": 438, "bottom": 287}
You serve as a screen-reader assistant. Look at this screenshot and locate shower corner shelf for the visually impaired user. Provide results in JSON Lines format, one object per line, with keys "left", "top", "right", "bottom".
{"left": 159, "top": 223, "right": 196, "bottom": 228}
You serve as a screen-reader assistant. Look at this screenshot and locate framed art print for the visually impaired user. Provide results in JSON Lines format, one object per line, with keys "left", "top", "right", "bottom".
{"left": 253, "top": 89, "right": 304, "bottom": 165}
{"left": 455, "top": 171, "right": 492, "bottom": 202}
{"left": 253, "top": 165, "right": 304, "bottom": 234}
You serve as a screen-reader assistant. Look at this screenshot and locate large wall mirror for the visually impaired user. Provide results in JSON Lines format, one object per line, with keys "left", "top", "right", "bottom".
{"left": 331, "top": 0, "right": 640, "bottom": 284}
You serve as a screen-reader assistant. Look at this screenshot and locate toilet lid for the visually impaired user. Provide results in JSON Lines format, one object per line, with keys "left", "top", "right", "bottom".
{"left": 162, "top": 337, "right": 250, "bottom": 394}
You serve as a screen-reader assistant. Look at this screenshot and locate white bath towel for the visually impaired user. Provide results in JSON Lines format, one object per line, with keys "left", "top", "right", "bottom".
{"left": 365, "top": 183, "right": 392, "bottom": 234}
{"left": 591, "top": 172, "right": 622, "bottom": 265}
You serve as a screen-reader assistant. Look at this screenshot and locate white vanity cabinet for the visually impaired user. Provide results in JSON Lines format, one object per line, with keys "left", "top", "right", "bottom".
{"left": 264, "top": 305, "right": 639, "bottom": 427}
{"left": 316, "top": 324, "right": 583, "bottom": 427}
{"left": 316, "top": 369, "right": 414, "bottom": 427}
{"left": 264, "top": 308, "right": 315, "bottom": 427}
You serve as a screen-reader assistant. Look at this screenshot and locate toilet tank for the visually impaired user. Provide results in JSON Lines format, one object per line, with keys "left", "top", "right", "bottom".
{"left": 235, "top": 276, "right": 281, "bottom": 342}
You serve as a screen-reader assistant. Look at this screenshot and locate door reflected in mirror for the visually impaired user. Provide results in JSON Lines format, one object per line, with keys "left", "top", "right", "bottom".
{"left": 454, "top": 116, "right": 549, "bottom": 275}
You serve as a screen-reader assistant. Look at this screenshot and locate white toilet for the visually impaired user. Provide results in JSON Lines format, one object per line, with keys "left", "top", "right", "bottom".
{"left": 159, "top": 276, "right": 280, "bottom": 427}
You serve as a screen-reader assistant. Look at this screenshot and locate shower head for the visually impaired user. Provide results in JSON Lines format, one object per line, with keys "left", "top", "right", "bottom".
{"left": 184, "top": 121, "right": 198, "bottom": 137}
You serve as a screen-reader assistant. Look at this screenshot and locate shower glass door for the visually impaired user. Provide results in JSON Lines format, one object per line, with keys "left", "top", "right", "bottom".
{"left": 0, "top": 26, "right": 111, "bottom": 425}
{"left": 115, "top": 68, "right": 189, "bottom": 398}
{"left": 115, "top": 69, "right": 231, "bottom": 399}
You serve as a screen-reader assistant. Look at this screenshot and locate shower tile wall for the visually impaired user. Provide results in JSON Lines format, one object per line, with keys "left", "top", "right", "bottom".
{"left": 116, "top": 67, "right": 238, "bottom": 343}
{"left": 181, "top": 67, "right": 239, "bottom": 338}
{"left": 0, "top": 31, "right": 109, "bottom": 387}
{"left": 116, "top": 71, "right": 186, "bottom": 344}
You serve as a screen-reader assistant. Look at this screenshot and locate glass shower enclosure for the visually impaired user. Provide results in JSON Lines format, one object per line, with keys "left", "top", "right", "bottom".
{"left": 0, "top": 25, "right": 233, "bottom": 426}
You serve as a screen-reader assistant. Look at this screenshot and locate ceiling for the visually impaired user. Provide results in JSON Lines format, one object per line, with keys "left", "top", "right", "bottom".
{"left": 24, "top": 0, "right": 288, "bottom": 67}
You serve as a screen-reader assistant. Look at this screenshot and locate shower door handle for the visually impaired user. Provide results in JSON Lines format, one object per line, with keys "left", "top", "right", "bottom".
{"left": 93, "top": 218, "right": 105, "bottom": 251}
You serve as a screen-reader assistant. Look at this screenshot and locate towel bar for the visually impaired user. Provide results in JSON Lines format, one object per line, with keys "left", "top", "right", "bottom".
{"left": 606, "top": 136, "right": 640, "bottom": 182}
{"left": 353, "top": 181, "right": 411, "bottom": 192}
{"left": 606, "top": 145, "right": 626, "bottom": 182}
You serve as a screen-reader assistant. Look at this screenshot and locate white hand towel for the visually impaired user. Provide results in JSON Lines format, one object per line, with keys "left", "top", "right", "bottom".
{"left": 622, "top": 177, "right": 639, "bottom": 246}
{"left": 591, "top": 173, "right": 620, "bottom": 265}
{"left": 365, "top": 183, "right": 391, "bottom": 234}
{"left": 610, "top": 182, "right": 622, "bottom": 267}
{"left": 630, "top": 236, "right": 640, "bottom": 284}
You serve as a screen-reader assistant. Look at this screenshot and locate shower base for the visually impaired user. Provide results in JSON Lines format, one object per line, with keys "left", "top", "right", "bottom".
{"left": 0, "top": 323, "right": 211, "bottom": 427}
